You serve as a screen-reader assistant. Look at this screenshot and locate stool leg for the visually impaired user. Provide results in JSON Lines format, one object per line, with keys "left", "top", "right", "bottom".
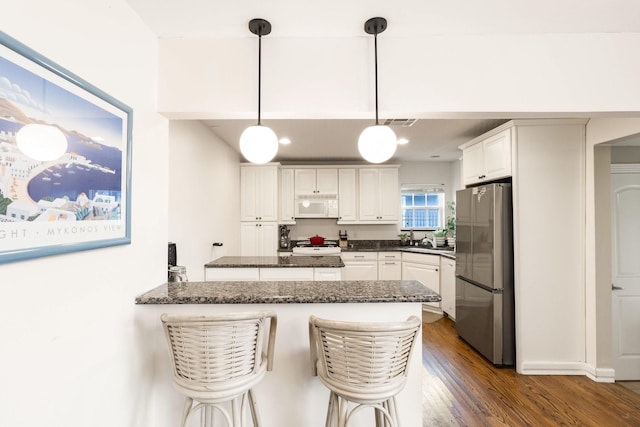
{"left": 325, "top": 392, "right": 338, "bottom": 427}
{"left": 338, "top": 396, "right": 348, "bottom": 427}
{"left": 181, "top": 397, "right": 193, "bottom": 427}
{"left": 247, "top": 389, "right": 261, "bottom": 427}
{"left": 389, "top": 397, "right": 399, "bottom": 427}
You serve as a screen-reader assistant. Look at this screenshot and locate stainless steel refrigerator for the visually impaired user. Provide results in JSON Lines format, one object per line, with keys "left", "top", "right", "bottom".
{"left": 455, "top": 183, "right": 515, "bottom": 366}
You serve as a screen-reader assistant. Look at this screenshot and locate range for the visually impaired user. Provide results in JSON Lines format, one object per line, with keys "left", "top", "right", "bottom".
{"left": 292, "top": 240, "right": 342, "bottom": 256}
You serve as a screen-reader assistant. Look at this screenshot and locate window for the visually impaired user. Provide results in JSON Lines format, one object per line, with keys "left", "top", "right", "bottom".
{"left": 401, "top": 184, "right": 445, "bottom": 230}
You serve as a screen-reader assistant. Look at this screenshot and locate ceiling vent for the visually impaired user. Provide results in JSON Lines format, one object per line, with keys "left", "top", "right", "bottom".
{"left": 383, "top": 118, "right": 418, "bottom": 127}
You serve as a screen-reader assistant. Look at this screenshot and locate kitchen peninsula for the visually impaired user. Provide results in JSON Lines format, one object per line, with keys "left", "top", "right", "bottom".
{"left": 204, "top": 255, "right": 345, "bottom": 281}
{"left": 135, "top": 279, "right": 440, "bottom": 427}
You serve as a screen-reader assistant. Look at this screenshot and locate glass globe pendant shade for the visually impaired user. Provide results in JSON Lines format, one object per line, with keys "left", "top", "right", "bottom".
{"left": 16, "top": 124, "right": 68, "bottom": 161}
{"left": 239, "top": 125, "right": 278, "bottom": 164}
{"left": 358, "top": 124, "right": 397, "bottom": 163}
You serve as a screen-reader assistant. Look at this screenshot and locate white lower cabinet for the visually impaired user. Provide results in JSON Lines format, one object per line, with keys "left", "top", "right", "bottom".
{"left": 440, "top": 257, "right": 456, "bottom": 320}
{"left": 401, "top": 252, "right": 441, "bottom": 312}
{"left": 314, "top": 268, "right": 343, "bottom": 281}
{"left": 205, "top": 267, "right": 341, "bottom": 281}
{"left": 378, "top": 252, "right": 402, "bottom": 280}
{"left": 341, "top": 252, "right": 378, "bottom": 281}
{"left": 240, "top": 222, "right": 278, "bottom": 256}
{"left": 260, "top": 268, "right": 314, "bottom": 281}
{"left": 205, "top": 268, "right": 260, "bottom": 282}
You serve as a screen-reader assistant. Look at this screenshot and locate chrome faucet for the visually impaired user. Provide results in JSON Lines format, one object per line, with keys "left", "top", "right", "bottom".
{"left": 422, "top": 236, "right": 434, "bottom": 247}
{"left": 409, "top": 229, "right": 415, "bottom": 245}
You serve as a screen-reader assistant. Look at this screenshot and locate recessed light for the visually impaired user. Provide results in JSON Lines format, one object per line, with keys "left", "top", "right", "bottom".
{"left": 397, "top": 138, "right": 409, "bottom": 145}
{"left": 279, "top": 137, "right": 291, "bottom": 145}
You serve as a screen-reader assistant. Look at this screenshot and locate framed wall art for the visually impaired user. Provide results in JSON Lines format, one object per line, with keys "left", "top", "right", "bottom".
{"left": 0, "top": 32, "right": 133, "bottom": 264}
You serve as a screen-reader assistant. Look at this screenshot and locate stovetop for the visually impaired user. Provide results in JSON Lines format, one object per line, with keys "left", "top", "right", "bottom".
{"left": 295, "top": 240, "right": 338, "bottom": 247}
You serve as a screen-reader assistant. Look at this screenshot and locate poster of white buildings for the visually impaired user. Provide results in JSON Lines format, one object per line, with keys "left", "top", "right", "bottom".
{"left": 0, "top": 33, "right": 132, "bottom": 263}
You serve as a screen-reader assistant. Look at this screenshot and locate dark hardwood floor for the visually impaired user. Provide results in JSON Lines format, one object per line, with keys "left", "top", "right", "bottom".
{"left": 421, "top": 317, "right": 640, "bottom": 426}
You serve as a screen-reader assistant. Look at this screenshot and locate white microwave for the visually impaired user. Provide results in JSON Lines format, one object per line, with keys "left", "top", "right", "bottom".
{"left": 295, "top": 195, "right": 339, "bottom": 218}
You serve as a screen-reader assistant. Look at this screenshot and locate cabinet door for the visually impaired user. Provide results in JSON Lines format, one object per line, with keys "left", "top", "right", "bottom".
{"left": 314, "top": 268, "right": 343, "bottom": 281}
{"left": 358, "top": 168, "right": 381, "bottom": 221}
{"left": 343, "top": 263, "right": 378, "bottom": 281}
{"left": 338, "top": 168, "right": 357, "bottom": 222}
{"left": 240, "top": 167, "right": 259, "bottom": 222}
{"left": 378, "top": 261, "right": 401, "bottom": 280}
{"left": 379, "top": 168, "right": 399, "bottom": 221}
{"left": 440, "top": 257, "right": 456, "bottom": 319}
{"left": 206, "top": 268, "right": 260, "bottom": 281}
{"left": 240, "top": 222, "right": 277, "bottom": 256}
{"left": 280, "top": 169, "right": 296, "bottom": 223}
{"left": 256, "top": 167, "right": 278, "bottom": 221}
{"left": 241, "top": 165, "right": 278, "bottom": 221}
{"left": 462, "top": 142, "right": 484, "bottom": 185}
{"left": 294, "top": 169, "right": 317, "bottom": 195}
{"left": 316, "top": 169, "right": 338, "bottom": 194}
{"left": 483, "top": 129, "right": 512, "bottom": 181}
{"left": 402, "top": 261, "right": 440, "bottom": 310}
{"left": 256, "top": 222, "right": 278, "bottom": 256}
{"left": 260, "top": 268, "right": 314, "bottom": 281}
{"left": 240, "top": 222, "right": 258, "bottom": 256}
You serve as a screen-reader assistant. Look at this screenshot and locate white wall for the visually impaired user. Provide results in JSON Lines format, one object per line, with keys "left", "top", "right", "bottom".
{"left": 0, "top": 1, "right": 167, "bottom": 426}
{"left": 168, "top": 121, "right": 241, "bottom": 279}
{"left": 512, "top": 120, "right": 587, "bottom": 374}
{"left": 584, "top": 118, "right": 640, "bottom": 379}
{"left": 158, "top": 34, "right": 640, "bottom": 118}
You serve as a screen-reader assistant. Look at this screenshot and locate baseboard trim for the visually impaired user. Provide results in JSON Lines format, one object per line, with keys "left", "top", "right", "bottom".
{"left": 520, "top": 362, "right": 615, "bottom": 383}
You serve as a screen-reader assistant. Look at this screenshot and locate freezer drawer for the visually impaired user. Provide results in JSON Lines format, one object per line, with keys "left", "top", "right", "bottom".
{"left": 455, "top": 277, "right": 514, "bottom": 366}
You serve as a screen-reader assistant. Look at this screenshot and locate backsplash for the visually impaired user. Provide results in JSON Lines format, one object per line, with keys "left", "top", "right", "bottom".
{"left": 285, "top": 218, "right": 400, "bottom": 241}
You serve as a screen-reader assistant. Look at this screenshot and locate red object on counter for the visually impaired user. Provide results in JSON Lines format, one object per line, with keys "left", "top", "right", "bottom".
{"left": 309, "top": 235, "right": 325, "bottom": 246}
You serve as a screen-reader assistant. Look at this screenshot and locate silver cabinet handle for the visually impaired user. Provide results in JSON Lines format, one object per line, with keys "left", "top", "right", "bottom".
{"left": 612, "top": 284, "right": 624, "bottom": 291}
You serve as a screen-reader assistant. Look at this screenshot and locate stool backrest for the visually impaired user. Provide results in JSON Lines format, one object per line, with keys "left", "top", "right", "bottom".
{"left": 162, "top": 312, "right": 277, "bottom": 391}
{"left": 309, "top": 316, "right": 421, "bottom": 391}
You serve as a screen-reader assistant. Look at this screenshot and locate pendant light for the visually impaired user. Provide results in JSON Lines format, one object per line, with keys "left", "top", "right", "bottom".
{"left": 240, "top": 18, "right": 278, "bottom": 164}
{"left": 358, "top": 17, "right": 397, "bottom": 164}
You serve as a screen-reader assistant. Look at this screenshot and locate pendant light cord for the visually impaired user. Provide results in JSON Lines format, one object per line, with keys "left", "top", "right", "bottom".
{"left": 374, "top": 32, "right": 379, "bottom": 126}
{"left": 257, "top": 33, "right": 262, "bottom": 126}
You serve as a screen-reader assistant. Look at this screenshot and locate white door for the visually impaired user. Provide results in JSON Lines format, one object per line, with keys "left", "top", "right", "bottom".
{"left": 611, "top": 168, "right": 640, "bottom": 380}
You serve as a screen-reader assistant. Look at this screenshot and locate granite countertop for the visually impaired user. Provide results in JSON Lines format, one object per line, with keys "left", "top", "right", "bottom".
{"left": 135, "top": 280, "right": 441, "bottom": 304}
{"left": 204, "top": 255, "right": 345, "bottom": 268}
{"left": 278, "top": 240, "right": 456, "bottom": 259}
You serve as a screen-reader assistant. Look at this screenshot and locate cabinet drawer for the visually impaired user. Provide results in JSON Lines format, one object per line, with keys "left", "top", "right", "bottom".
{"left": 402, "top": 252, "right": 440, "bottom": 265}
{"left": 341, "top": 252, "right": 378, "bottom": 261}
{"left": 378, "top": 251, "right": 402, "bottom": 261}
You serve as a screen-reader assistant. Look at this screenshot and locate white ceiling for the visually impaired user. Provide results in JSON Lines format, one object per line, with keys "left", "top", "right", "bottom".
{"left": 125, "top": 0, "right": 640, "bottom": 39}
{"left": 125, "top": 0, "right": 640, "bottom": 162}
{"left": 202, "top": 118, "right": 510, "bottom": 162}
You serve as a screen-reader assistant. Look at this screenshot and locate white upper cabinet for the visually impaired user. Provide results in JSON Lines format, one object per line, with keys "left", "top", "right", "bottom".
{"left": 338, "top": 168, "right": 357, "bottom": 222}
{"left": 358, "top": 167, "right": 399, "bottom": 223}
{"left": 462, "top": 128, "right": 512, "bottom": 185}
{"left": 294, "top": 168, "right": 338, "bottom": 195}
{"left": 279, "top": 168, "right": 295, "bottom": 224}
{"left": 240, "top": 165, "right": 278, "bottom": 222}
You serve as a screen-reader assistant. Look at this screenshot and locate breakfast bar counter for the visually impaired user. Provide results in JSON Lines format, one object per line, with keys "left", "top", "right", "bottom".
{"left": 204, "top": 255, "right": 345, "bottom": 268}
{"left": 135, "top": 280, "right": 439, "bottom": 427}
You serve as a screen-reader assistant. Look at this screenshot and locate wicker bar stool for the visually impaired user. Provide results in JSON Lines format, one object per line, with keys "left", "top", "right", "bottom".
{"left": 308, "top": 315, "right": 421, "bottom": 427}
{"left": 161, "top": 312, "right": 277, "bottom": 427}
